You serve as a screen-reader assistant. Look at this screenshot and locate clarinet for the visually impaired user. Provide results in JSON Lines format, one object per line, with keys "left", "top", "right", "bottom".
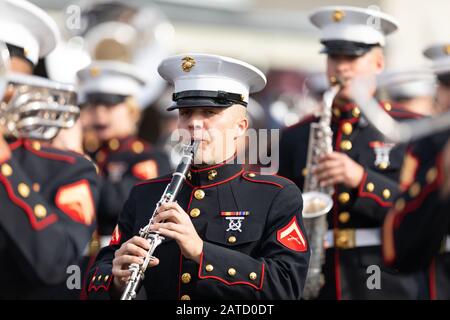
{"left": 120, "top": 139, "right": 200, "bottom": 300}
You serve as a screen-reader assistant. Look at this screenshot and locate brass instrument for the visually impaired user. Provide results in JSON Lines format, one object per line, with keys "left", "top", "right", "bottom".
{"left": 302, "top": 78, "right": 341, "bottom": 299}
{"left": 0, "top": 42, "right": 79, "bottom": 140}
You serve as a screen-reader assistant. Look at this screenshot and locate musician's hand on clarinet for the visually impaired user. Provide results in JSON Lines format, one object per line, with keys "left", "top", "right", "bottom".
{"left": 112, "top": 236, "right": 160, "bottom": 291}
{"left": 313, "top": 151, "right": 364, "bottom": 189}
{"left": 151, "top": 202, "right": 203, "bottom": 263}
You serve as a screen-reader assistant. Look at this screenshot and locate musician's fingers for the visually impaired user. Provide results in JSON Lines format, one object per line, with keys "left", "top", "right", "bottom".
{"left": 153, "top": 209, "right": 182, "bottom": 224}
{"left": 129, "top": 236, "right": 151, "bottom": 250}
{"left": 112, "top": 267, "right": 132, "bottom": 278}
{"left": 114, "top": 255, "right": 144, "bottom": 268}
{"left": 316, "top": 166, "right": 344, "bottom": 182}
{"left": 153, "top": 226, "right": 180, "bottom": 241}
{"left": 148, "top": 257, "right": 160, "bottom": 267}
{"left": 151, "top": 222, "right": 185, "bottom": 234}
{"left": 158, "top": 202, "right": 184, "bottom": 215}
{"left": 122, "top": 242, "right": 148, "bottom": 258}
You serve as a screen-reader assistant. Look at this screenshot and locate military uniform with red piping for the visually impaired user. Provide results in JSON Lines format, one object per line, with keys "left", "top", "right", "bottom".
{"left": 91, "top": 136, "right": 171, "bottom": 245}
{"left": 87, "top": 163, "right": 310, "bottom": 300}
{"left": 87, "top": 53, "right": 310, "bottom": 300}
{"left": 279, "top": 101, "right": 426, "bottom": 299}
{"left": 0, "top": 139, "right": 100, "bottom": 299}
{"left": 383, "top": 129, "right": 450, "bottom": 298}
{"left": 277, "top": 5, "right": 430, "bottom": 300}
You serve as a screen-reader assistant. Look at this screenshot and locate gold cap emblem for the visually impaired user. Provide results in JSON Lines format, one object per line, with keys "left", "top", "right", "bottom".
{"left": 332, "top": 10, "right": 345, "bottom": 22}
{"left": 181, "top": 56, "right": 196, "bottom": 72}
{"left": 444, "top": 45, "right": 450, "bottom": 55}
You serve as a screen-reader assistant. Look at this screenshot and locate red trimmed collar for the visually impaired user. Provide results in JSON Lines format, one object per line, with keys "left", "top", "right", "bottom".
{"left": 187, "top": 158, "right": 243, "bottom": 187}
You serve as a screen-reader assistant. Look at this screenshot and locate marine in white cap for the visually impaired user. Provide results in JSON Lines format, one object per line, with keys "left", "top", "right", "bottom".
{"left": 383, "top": 44, "right": 450, "bottom": 299}
{"left": 424, "top": 43, "right": 450, "bottom": 114}
{"left": 377, "top": 68, "right": 436, "bottom": 116}
{"left": 279, "top": 5, "right": 425, "bottom": 300}
{"left": 86, "top": 53, "right": 311, "bottom": 300}
{"left": 0, "top": 0, "right": 99, "bottom": 299}
{"left": 76, "top": 60, "right": 171, "bottom": 254}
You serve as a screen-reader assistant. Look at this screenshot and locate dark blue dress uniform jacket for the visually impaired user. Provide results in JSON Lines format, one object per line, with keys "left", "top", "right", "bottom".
{"left": 383, "top": 129, "right": 450, "bottom": 299}
{"left": 278, "top": 101, "right": 425, "bottom": 299}
{"left": 0, "top": 138, "right": 100, "bottom": 299}
{"left": 87, "top": 162, "right": 311, "bottom": 300}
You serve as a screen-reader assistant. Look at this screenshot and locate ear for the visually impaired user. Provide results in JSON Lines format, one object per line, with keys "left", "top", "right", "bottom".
{"left": 372, "top": 48, "right": 385, "bottom": 75}
{"left": 235, "top": 114, "right": 248, "bottom": 138}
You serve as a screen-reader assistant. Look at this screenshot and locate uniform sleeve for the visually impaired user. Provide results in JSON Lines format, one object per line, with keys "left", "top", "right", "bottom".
{"left": 86, "top": 188, "right": 137, "bottom": 300}
{"left": 197, "top": 184, "right": 310, "bottom": 299}
{"left": 351, "top": 167, "right": 401, "bottom": 222}
{"left": 383, "top": 151, "right": 449, "bottom": 272}
{"left": 0, "top": 154, "right": 100, "bottom": 286}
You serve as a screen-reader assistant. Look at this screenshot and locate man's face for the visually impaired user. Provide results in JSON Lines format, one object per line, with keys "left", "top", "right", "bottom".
{"left": 326, "top": 48, "right": 384, "bottom": 100}
{"left": 85, "top": 101, "right": 137, "bottom": 142}
{"left": 177, "top": 105, "right": 248, "bottom": 165}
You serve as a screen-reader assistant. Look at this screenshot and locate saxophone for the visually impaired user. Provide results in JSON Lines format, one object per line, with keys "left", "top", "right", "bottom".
{"left": 120, "top": 139, "right": 200, "bottom": 300}
{"left": 302, "top": 78, "right": 340, "bottom": 299}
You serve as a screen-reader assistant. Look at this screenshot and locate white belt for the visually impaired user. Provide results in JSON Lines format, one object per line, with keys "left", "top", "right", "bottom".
{"left": 326, "top": 228, "right": 381, "bottom": 249}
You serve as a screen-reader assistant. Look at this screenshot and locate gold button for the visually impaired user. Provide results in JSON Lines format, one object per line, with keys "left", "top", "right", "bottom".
{"left": 342, "top": 122, "right": 353, "bottom": 135}
{"left": 181, "top": 273, "right": 191, "bottom": 284}
{"left": 333, "top": 108, "right": 341, "bottom": 118}
{"left": 248, "top": 173, "right": 256, "bottom": 178}
{"left": 97, "top": 275, "right": 102, "bottom": 281}
{"left": 32, "top": 141, "right": 41, "bottom": 150}
{"left": 180, "top": 295, "right": 191, "bottom": 300}
{"left": 340, "top": 140, "right": 352, "bottom": 151}
{"left": 208, "top": 169, "right": 217, "bottom": 181}
{"left": 339, "top": 212, "right": 350, "bottom": 223}
{"left": 249, "top": 272, "right": 257, "bottom": 281}
{"left": 366, "top": 182, "right": 375, "bottom": 192}
{"left": 1, "top": 163, "right": 13, "bottom": 176}
{"left": 131, "top": 141, "right": 144, "bottom": 154}
{"left": 378, "top": 162, "right": 389, "bottom": 170}
{"left": 32, "top": 183, "right": 40, "bottom": 192}
{"left": 189, "top": 208, "right": 201, "bottom": 218}
{"left": 227, "top": 236, "right": 237, "bottom": 244}
{"left": 409, "top": 182, "right": 421, "bottom": 198}
{"left": 228, "top": 268, "right": 237, "bottom": 277}
{"left": 194, "top": 189, "right": 205, "bottom": 200}
{"left": 338, "top": 192, "right": 350, "bottom": 204}
{"left": 91, "top": 276, "right": 96, "bottom": 282}
{"left": 395, "top": 198, "right": 406, "bottom": 211}
{"left": 104, "top": 275, "right": 109, "bottom": 282}
{"left": 383, "top": 189, "right": 391, "bottom": 199}
{"left": 352, "top": 107, "right": 361, "bottom": 118}
{"left": 302, "top": 168, "right": 308, "bottom": 177}
{"left": 205, "top": 264, "right": 214, "bottom": 272}
{"left": 384, "top": 102, "right": 392, "bottom": 111}
{"left": 34, "top": 204, "right": 47, "bottom": 218}
{"left": 18, "top": 183, "right": 30, "bottom": 198}
{"left": 108, "top": 139, "right": 120, "bottom": 151}
{"left": 426, "top": 167, "right": 438, "bottom": 184}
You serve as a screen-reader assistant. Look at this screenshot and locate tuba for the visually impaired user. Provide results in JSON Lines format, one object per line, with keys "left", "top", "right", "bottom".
{"left": 302, "top": 77, "right": 341, "bottom": 299}
{"left": 73, "top": 0, "right": 174, "bottom": 107}
{"left": 0, "top": 42, "right": 79, "bottom": 140}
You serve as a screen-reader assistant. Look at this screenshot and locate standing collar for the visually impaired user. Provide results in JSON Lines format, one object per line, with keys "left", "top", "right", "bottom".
{"left": 187, "top": 156, "right": 243, "bottom": 187}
